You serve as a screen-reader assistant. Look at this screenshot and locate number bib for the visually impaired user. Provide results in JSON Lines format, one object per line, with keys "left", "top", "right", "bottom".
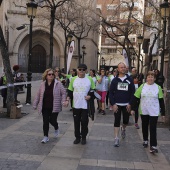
{"left": 117, "top": 82, "right": 128, "bottom": 91}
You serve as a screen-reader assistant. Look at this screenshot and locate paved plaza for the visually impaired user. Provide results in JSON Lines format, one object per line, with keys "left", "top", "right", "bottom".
{"left": 0, "top": 81, "right": 170, "bottom": 170}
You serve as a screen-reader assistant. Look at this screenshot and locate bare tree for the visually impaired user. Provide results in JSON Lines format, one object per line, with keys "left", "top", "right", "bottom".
{"left": 56, "top": 0, "right": 98, "bottom": 66}
{"left": 98, "top": 0, "right": 141, "bottom": 70}
{"left": 165, "top": 6, "right": 170, "bottom": 126}
{"left": 0, "top": 26, "right": 14, "bottom": 116}
{"left": 38, "top": 0, "right": 70, "bottom": 68}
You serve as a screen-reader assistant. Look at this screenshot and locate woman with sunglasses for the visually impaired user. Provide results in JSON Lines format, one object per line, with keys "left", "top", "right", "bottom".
{"left": 33, "top": 68, "right": 67, "bottom": 144}
{"left": 54, "top": 67, "right": 66, "bottom": 86}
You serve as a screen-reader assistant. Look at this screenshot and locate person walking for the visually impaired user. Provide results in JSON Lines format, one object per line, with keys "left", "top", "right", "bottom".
{"left": 33, "top": 68, "right": 67, "bottom": 143}
{"left": 89, "top": 69, "right": 97, "bottom": 85}
{"left": 109, "top": 62, "right": 135, "bottom": 147}
{"left": 108, "top": 69, "right": 117, "bottom": 111}
{"left": 66, "top": 64, "right": 95, "bottom": 145}
{"left": 130, "top": 67, "right": 140, "bottom": 129}
{"left": 54, "top": 67, "right": 66, "bottom": 86}
{"left": 61, "top": 68, "right": 77, "bottom": 111}
{"left": 131, "top": 71, "right": 165, "bottom": 153}
{"left": 96, "top": 68, "right": 109, "bottom": 115}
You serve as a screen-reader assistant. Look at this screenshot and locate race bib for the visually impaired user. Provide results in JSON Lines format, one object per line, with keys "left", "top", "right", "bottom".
{"left": 117, "top": 82, "right": 128, "bottom": 91}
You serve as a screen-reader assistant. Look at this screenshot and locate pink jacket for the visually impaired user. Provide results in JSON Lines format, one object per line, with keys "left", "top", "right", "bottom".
{"left": 33, "top": 79, "right": 66, "bottom": 114}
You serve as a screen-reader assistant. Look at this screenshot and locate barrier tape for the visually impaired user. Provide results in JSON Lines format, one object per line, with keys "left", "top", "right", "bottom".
{"left": 0, "top": 81, "right": 31, "bottom": 90}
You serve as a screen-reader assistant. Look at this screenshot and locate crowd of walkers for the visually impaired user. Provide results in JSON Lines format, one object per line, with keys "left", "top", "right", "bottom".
{"left": 1, "top": 62, "right": 164, "bottom": 154}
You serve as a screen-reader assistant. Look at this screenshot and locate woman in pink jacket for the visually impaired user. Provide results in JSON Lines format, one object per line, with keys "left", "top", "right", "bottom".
{"left": 33, "top": 68, "right": 67, "bottom": 143}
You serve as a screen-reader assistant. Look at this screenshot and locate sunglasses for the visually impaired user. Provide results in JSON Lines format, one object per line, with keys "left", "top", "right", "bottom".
{"left": 47, "top": 73, "right": 54, "bottom": 76}
{"left": 55, "top": 70, "right": 60, "bottom": 72}
{"left": 78, "top": 68, "right": 86, "bottom": 71}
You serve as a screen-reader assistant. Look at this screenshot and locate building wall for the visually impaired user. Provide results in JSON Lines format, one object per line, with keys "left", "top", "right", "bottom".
{"left": 0, "top": 0, "right": 98, "bottom": 74}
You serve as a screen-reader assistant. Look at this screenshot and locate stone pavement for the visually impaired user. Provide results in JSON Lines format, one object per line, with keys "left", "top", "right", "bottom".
{"left": 0, "top": 80, "right": 170, "bottom": 170}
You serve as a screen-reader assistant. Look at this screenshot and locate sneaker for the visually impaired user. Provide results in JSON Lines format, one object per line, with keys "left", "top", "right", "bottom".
{"left": 54, "top": 129, "right": 60, "bottom": 138}
{"left": 114, "top": 138, "right": 120, "bottom": 147}
{"left": 41, "top": 136, "right": 49, "bottom": 143}
{"left": 143, "top": 141, "right": 148, "bottom": 148}
{"left": 121, "top": 127, "right": 126, "bottom": 139}
{"left": 109, "top": 106, "right": 113, "bottom": 111}
{"left": 101, "top": 110, "right": 106, "bottom": 115}
{"left": 135, "top": 123, "right": 140, "bottom": 129}
{"left": 81, "top": 138, "right": 86, "bottom": 145}
{"left": 150, "top": 146, "right": 158, "bottom": 153}
{"left": 73, "top": 138, "right": 81, "bottom": 144}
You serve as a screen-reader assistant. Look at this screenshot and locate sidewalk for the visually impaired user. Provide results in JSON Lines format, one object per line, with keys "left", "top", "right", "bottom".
{"left": 0, "top": 80, "right": 170, "bottom": 170}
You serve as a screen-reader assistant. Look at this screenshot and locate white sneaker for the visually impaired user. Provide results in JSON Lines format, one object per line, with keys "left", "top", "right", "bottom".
{"left": 54, "top": 129, "right": 60, "bottom": 138}
{"left": 41, "top": 136, "right": 49, "bottom": 143}
{"left": 109, "top": 106, "right": 113, "bottom": 111}
{"left": 114, "top": 138, "right": 120, "bottom": 147}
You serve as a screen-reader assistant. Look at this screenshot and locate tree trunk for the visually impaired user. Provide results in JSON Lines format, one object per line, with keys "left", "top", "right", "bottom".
{"left": 165, "top": 17, "right": 170, "bottom": 126}
{"left": 64, "top": 31, "right": 67, "bottom": 73}
{"left": 49, "top": 8, "right": 55, "bottom": 68}
{"left": 0, "top": 26, "right": 14, "bottom": 117}
{"left": 78, "top": 38, "right": 81, "bottom": 66}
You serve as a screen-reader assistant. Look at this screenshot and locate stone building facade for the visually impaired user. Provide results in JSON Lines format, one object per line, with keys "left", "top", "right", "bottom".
{"left": 0, "top": 0, "right": 98, "bottom": 74}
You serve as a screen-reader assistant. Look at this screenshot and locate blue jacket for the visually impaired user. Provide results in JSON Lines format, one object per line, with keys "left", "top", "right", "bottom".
{"left": 109, "top": 74, "right": 135, "bottom": 105}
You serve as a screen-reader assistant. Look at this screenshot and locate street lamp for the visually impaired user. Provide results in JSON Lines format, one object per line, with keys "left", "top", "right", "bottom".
{"left": 137, "top": 34, "right": 143, "bottom": 74}
{"left": 101, "top": 57, "right": 105, "bottom": 68}
{"left": 67, "top": 32, "right": 73, "bottom": 46}
{"left": 158, "top": 0, "right": 170, "bottom": 88}
{"left": 26, "top": 0, "right": 38, "bottom": 105}
{"left": 82, "top": 45, "right": 86, "bottom": 64}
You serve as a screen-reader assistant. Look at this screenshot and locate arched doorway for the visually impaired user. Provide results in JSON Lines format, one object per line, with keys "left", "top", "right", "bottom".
{"left": 31, "top": 45, "right": 46, "bottom": 73}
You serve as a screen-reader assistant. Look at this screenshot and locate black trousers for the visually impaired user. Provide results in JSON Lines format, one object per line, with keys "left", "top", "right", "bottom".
{"left": 114, "top": 105, "right": 129, "bottom": 127}
{"left": 141, "top": 115, "right": 158, "bottom": 146}
{"left": 42, "top": 108, "right": 59, "bottom": 137}
{"left": 73, "top": 108, "right": 89, "bottom": 139}
{"left": 134, "top": 107, "right": 139, "bottom": 124}
{"left": 106, "top": 91, "right": 109, "bottom": 106}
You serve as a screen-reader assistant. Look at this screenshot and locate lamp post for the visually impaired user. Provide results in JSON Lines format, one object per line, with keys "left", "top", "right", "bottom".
{"left": 82, "top": 45, "right": 86, "bottom": 64}
{"left": 158, "top": 0, "right": 170, "bottom": 88}
{"left": 101, "top": 57, "right": 105, "bottom": 68}
{"left": 26, "top": 0, "right": 38, "bottom": 105}
{"left": 67, "top": 32, "right": 73, "bottom": 46}
{"left": 137, "top": 34, "right": 143, "bottom": 74}
{"left": 97, "top": 50, "right": 100, "bottom": 70}
{"left": 129, "top": 46, "right": 134, "bottom": 68}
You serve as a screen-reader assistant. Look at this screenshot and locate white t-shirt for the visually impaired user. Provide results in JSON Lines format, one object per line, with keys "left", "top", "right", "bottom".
{"left": 135, "top": 83, "right": 163, "bottom": 116}
{"left": 68, "top": 76, "right": 95, "bottom": 109}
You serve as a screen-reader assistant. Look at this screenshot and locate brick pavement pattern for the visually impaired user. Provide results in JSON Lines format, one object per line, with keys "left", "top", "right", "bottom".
{"left": 0, "top": 81, "right": 170, "bottom": 170}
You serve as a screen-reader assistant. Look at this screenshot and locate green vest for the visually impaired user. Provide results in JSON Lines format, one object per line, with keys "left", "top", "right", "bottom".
{"left": 2, "top": 76, "right": 7, "bottom": 85}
